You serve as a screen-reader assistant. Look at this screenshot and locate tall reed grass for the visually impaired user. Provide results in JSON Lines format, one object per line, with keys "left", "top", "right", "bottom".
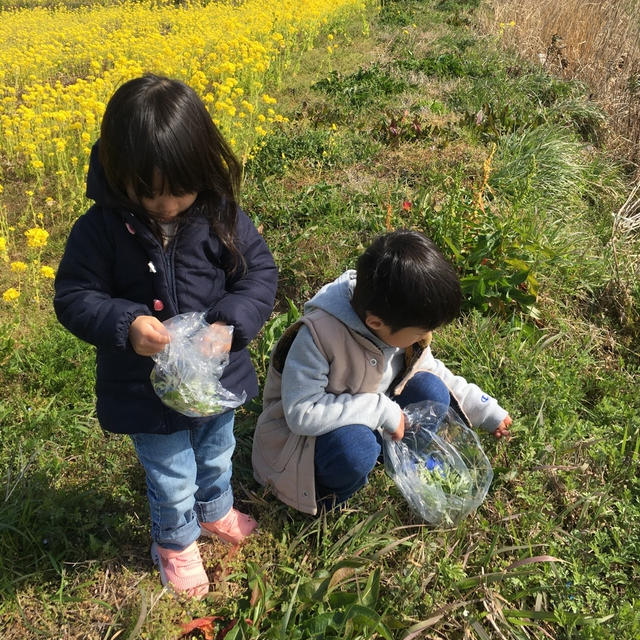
{"left": 483, "top": 0, "right": 640, "bottom": 169}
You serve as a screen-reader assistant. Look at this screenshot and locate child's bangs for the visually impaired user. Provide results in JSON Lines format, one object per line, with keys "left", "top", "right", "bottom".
{"left": 157, "top": 141, "right": 205, "bottom": 196}
{"left": 129, "top": 137, "right": 204, "bottom": 199}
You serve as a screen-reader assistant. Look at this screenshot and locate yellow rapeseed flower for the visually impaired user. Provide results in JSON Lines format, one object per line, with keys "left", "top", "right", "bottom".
{"left": 2, "top": 287, "right": 20, "bottom": 302}
{"left": 0, "top": 0, "right": 373, "bottom": 212}
{"left": 10, "top": 261, "right": 27, "bottom": 272}
{"left": 0, "top": 237, "right": 6, "bottom": 252}
{"left": 40, "top": 265, "right": 55, "bottom": 279}
{"left": 24, "top": 227, "right": 49, "bottom": 248}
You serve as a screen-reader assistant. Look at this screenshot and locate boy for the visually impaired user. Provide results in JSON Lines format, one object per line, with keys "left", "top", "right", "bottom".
{"left": 252, "top": 230, "right": 511, "bottom": 515}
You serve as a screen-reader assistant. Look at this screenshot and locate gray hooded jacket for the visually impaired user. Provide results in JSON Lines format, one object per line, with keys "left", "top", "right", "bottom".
{"left": 281, "top": 270, "right": 508, "bottom": 436}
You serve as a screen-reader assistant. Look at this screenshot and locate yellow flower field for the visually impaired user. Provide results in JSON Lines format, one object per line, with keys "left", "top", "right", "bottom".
{"left": 0, "top": 0, "right": 373, "bottom": 306}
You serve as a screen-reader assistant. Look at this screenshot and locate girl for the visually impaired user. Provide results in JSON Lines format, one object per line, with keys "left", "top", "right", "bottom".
{"left": 54, "top": 74, "right": 278, "bottom": 598}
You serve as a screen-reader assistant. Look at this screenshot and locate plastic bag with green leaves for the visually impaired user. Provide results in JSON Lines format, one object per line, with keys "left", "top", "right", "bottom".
{"left": 384, "top": 401, "right": 493, "bottom": 526}
{"left": 150, "top": 312, "right": 246, "bottom": 417}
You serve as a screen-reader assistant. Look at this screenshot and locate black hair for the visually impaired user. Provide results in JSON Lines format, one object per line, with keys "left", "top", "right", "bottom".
{"left": 99, "top": 73, "right": 244, "bottom": 272}
{"left": 351, "top": 230, "right": 462, "bottom": 332}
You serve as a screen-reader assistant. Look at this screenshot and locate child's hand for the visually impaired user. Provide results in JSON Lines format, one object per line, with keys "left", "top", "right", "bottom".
{"left": 493, "top": 415, "right": 512, "bottom": 440}
{"left": 200, "top": 322, "right": 233, "bottom": 356}
{"left": 129, "top": 315, "right": 170, "bottom": 356}
{"left": 391, "top": 411, "right": 406, "bottom": 441}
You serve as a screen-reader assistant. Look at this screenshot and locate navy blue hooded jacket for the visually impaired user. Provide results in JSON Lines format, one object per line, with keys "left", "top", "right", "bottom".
{"left": 54, "top": 144, "right": 278, "bottom": 435}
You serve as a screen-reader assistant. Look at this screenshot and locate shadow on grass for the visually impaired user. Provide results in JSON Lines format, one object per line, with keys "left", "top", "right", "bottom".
{"left": 0, "top": 466, "right": 150, "bottom": 599}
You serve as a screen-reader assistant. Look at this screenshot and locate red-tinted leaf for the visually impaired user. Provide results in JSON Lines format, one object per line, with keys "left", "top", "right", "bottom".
{"left": 180, "top": 616, "right": 224, "bottom": 640}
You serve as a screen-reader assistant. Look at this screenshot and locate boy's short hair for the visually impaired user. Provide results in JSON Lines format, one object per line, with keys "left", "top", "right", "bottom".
{"left": 351, "top": 230, "right": 462, "bottom": 332}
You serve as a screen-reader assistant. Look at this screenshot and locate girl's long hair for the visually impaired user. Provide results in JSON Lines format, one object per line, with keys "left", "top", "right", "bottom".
{"left": 99, "top": 74, "right": 244, "bottom": 273}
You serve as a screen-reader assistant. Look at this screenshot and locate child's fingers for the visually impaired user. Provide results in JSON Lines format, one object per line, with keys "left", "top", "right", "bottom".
{"left": 148, "top": 323, "right": 170, "bottom": 344}
{"left": 391, "top": 412, "right": 406, "bottom": 440}
{"left": 141, "top": 320, "right": 170, "bottom": 347}
{"left": 493, "top": 425, "right": 512, "bottom": 440}
{"left": 129, "top": 316, "right": 169, "bottom": 355}
{"left": 201, "top": 322, "right": 233, "bottom": 355}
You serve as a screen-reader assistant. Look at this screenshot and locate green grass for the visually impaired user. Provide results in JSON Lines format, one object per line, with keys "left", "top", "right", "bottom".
{"left": 2, "top": 0, "right": 640, "bottom": 638}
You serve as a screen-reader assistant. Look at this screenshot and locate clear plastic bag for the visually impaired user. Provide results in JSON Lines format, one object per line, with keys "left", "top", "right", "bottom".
{"left": 384, "top": 401, "right": 493, "bottom": 526}
{"left": 150, "top": 312, "right": 246, "bottom": 417}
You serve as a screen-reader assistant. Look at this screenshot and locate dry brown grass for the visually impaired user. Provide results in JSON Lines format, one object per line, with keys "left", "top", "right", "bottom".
{"left": 481, "top": 0, "right": 640, "bottom": 169}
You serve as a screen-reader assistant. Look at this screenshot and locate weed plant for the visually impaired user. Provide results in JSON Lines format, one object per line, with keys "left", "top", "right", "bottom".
{"left": 1, "top": 0, "right": 639, "bottom": 638}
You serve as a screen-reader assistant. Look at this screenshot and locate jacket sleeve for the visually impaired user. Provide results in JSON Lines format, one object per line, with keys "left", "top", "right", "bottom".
{"left": 414, "top": 345, "right": 508, "bottom": 433}
{"left": 53, "top": 211, "right": 150, "bottom": 349}
{"left": 205, "top": 209, "right": 277, "bottom": 350}
{"left": 280, "top": 326, "right": 403, "bottom": 436}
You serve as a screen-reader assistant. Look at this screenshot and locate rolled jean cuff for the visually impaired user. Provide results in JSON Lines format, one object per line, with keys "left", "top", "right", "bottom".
{"left": 154, "top": 517, "right": 201, "bottom": 551}
{"left": 195, "top": 485, "right": 234, "bottom": 524}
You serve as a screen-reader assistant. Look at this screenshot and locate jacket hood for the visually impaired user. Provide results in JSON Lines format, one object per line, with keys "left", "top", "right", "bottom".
{"left": 86, "top": 141, "right": 129, "bottom": 210}
{"left": 304, "top": 270, "right": 389, "bottom": 349}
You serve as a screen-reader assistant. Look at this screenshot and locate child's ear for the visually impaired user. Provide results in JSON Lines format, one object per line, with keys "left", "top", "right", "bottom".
{"left": 364, "top": 313, "right": 385, "bottom": 331}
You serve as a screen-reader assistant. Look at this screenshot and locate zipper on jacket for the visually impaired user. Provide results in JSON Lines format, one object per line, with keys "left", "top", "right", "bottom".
{"left": 134, "top": 212, "right": 181, "bottom": 315}
{"left": 162, "top": 239, "right": 179, "bottom": 313}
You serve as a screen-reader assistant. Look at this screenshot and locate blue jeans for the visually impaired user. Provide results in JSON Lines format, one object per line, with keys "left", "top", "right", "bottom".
{"left": 129, "top": 410, "right": 236, "bottom": 550}
{"left": 314, "top": 372, "right": 450, "bottom": 507}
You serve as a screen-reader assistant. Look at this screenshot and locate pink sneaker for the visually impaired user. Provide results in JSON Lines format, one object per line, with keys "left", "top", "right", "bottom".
{"left": 201, "top": 508, "right": 258, "bottom": 545}
{"left": 150, "top": 541, "right": 209, "bottom": 598}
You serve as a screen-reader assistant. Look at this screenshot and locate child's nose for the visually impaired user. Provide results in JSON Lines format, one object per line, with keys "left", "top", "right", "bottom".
{"left": 156, "top": 198, "right": 180, "bottom": 217}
